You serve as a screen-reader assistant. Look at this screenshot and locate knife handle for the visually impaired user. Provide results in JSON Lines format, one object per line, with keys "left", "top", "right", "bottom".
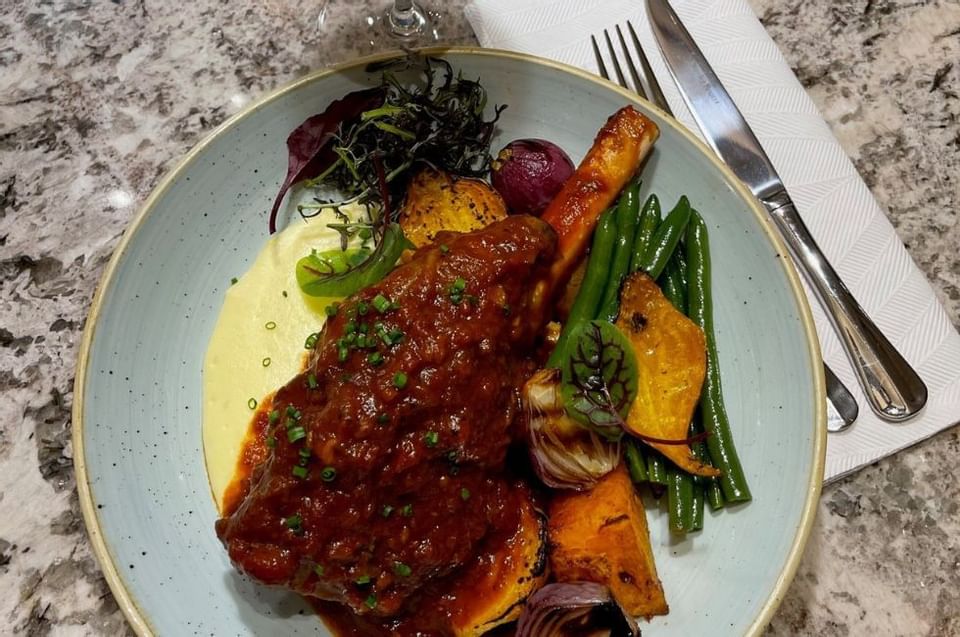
{"left": 762, "top": 191, "right": 928, "bottom": 422}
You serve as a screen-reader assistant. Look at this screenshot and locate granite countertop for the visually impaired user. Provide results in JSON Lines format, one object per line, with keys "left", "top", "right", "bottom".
{"left": 1, "top": 0, "right": 957, "bottom": 635}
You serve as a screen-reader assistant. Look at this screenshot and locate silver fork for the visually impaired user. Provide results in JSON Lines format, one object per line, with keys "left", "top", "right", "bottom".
{"left": 592, "top": 22, "right": 858, "bottom": 433}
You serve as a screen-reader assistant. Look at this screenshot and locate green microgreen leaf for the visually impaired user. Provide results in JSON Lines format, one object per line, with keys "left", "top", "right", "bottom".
{"left": 559, "top": 320, "right": 638, "bottom": 441}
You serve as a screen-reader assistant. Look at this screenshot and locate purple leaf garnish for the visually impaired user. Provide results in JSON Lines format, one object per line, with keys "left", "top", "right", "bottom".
{"left": 268, "top": 87, "right": 385, "bottom": 234}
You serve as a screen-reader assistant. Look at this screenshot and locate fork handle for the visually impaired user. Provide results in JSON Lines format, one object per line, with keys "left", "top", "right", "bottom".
{"left": 762, "top": 190, "right": 927, "bottom": 421}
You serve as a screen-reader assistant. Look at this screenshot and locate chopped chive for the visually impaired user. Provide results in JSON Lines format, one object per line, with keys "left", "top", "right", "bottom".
{"left": 314, "top": 564, "right": 325, "bottom": 576}
{"left": 264, "top": 321, "right": 277, "bottom": 330}
{"left": 364, "top": 594, "right": 377, "bottom": 609}
{"left": 448, "top": 277, "right": 467, "bottom": 304}
{"left": 401, "top": 504, "right": 413, "bottom": 517}
{"left": 307, "top": 373, "right": 318, "bottom": 389}
{"left": 377, "top": 413, "right": 389, "bottom": 425}
{"left": 381, "top": 504, "right": 394, "bottom": 517}
{"left": 262, "top": 357, "right": 271, "bottom": 367}
{"left": 345, "top": 320, "right": 357, "bottom": 334}
{"left": 439, "top": 244, "right": 450, "bottom": 255}
{"left": 268, "top": 409, "right": 280, "bottom": 424}
{"left": 357, "top": 302, "right": 369, "bottom": 316}
{"left": 386, "top": 329, "right": 404, "bottom": 346}
{"left": 367, "top": 352, "right": 385, "bottom": 367}
{"left": 284, "top": 515, "right": 302, "bottom": 531}
{"left": 247, "top": 397, "right": 257, "bottom": 410}
{"left": 266, "top": 436, "right": 276, "bottom": 448}
{"left": 299, "top": 447, "right": 312, "bottom": 460}
{"left": 424, "top": 431, "right": 439, "bottom": 447}
{"left": 304, "top": 332, "right": 320, "bottom": 349}
{"left": 321, "top": 466, "right": 337, "bottom": 482}
{"left": 393, "top": 372, "right": 408, "bottom": 389}
{"left": 355, "top": 574, "right": 371, "bottom": 585}
{"left": 460, "top": 488, "right": 471, "bottom": 501}
{"left": 372, "top": 294, "right": 391, "bottom": 314}
{"left": 393, "top": 562, "right": 412, "bottom": 577}
{"left": 292, "top": 465, "right": 308, "bottom": 479}
{"left": 324, "top": 303, "right": 339, "bottom": 318}
{"left": 338, "top": 346, "right": 349, "bottom": 362}
{"left": 287, "top": 426, "right": 306, "bottom": 443}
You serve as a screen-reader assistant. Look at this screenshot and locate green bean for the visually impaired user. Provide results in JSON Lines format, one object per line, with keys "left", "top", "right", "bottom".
{"left": 596, "top": 183, "right": 641, "bottom": 322}
{"left": 659, "top": 253, "right": 688, "bottom": 315}
{"left": 637, "top": 195, "right": 692, "bottom": 280}
{"left": 689, "top": 429, "right": 708, "bottom": 527}
{"left": 667, "top": 465, "right": 694, "bottom": 533}
{"left": 673, "top": 246, "right": 689, "bottom": 295}
{"left": 705, "top": 477, "right": 726, "bottom": 510}
{"left": 629, "top": 194, "right": 662, "bottom": 272}
{"left": 624, "top": 440, "right": 648, "bottom": 484}
{"left": 547, "top": 208, "right": 618, "bottom": 368}
{"left": 646, "top": 451, "right": 668, "bottom": 487}
{"left": 691, "top": 481, "right": 705, "bottom": 531}
{"left": 689, "top": 427, "right": 723, "bottom": 510}
{"left": 686, "top": 211, "right": 752, "bottom": 503}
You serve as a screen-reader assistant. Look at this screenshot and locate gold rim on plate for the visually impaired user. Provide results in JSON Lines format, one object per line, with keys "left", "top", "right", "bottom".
{"left": 72, "top": 45, "right": 826, "bottom": 637}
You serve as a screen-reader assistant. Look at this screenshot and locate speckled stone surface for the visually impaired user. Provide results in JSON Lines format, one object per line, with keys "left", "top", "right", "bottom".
{"left": 0, "top": 0, "right": 957, "bottom": 635}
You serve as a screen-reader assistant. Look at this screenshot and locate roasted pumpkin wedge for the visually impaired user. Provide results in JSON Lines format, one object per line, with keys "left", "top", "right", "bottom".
{"left": 398, "top": 168, "right": 509, "bottom": 248}
{"left": 547, "top": 463, "right": 668, "bottom": 618}
{"left": 616, "top": 272, "right": 720, "bottom": 477}
{"left": 445, "top": 484, "right": 548, "bottom": 637}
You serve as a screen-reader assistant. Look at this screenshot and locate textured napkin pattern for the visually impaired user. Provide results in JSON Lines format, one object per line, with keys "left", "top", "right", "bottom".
{"left": 465, "top": 0, "right": 960, "bottom": 481}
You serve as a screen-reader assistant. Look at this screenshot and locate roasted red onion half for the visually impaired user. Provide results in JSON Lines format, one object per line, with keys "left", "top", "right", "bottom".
{"left": 522, "top": 368, "right": 620, "bottom": 490}
{"left": 491, "top": 138, "right": 575, "bottom": 216}
{"left": 516, "top": 582, "right": 641, "bottom": 637}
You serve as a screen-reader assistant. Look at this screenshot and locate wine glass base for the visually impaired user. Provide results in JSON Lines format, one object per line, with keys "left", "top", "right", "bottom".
{"left": 317, "top": 1, "right": 444, "bottom": 66}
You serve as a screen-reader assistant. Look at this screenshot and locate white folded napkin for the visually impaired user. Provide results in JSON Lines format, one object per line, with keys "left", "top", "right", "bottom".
{"left": 466, "top": 0, "right": 960, "bottom": 482}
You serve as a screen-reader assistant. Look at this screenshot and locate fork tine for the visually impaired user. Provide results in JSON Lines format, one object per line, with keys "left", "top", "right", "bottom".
{"left": 590, "top": 35, "right": 610, "bottom": 80}
{"left": 627, "top": 20, "right": 672, "bottom": 115}
{"left": 602, "top": 29, "right": 629, "bottom": 89}
{"left": 614, "top": 25, "right": 648, "bottom": 101}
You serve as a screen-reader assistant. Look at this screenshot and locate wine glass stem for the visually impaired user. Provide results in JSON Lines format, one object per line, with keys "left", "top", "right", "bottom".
{"left": 389, "top": 0, "right": 423, "bottom": 37}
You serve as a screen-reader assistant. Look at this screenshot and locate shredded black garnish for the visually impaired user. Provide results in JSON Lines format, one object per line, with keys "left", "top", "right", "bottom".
{"left": 303, "top": 55, "right": 506, "bottom": 225}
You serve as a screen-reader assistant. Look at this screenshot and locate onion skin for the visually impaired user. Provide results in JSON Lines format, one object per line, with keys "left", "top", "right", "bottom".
{"left": 516, "top": 582, "right": 641, "bottom": 637}
{"left": 491, "top": 139, "right": 575, "bottom": 216}
{"left": 522, "top": 368, "right": 620, "bottom": 490}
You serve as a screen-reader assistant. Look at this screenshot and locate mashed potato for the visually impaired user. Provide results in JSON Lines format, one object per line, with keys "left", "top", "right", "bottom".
{"left": 202, "top": 206, "right": 363, "bottom": 512}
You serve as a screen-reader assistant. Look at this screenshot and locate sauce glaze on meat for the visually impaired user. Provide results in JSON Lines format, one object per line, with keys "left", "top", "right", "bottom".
{"left": 215, "top": 215, "right": 557, "bottom": 632}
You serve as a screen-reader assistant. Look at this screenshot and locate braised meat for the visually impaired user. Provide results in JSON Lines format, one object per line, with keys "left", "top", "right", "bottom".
{"left": 215, "top": 215, "right": 557, "bottom": 619}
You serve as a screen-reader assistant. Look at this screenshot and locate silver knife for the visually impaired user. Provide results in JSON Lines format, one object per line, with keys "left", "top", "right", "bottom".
{"left": 646, "top": 0, "right": 927, "bottom": 422}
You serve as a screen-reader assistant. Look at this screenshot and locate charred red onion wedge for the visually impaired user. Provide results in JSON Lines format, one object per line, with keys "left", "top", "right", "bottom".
{"left": 491, "top": 138, "right": 575, "bottom": 216}
{"left": 516, "top": 582, "right": 641, "bottom": 637}
{"left": 522, "top": 368, "right": 620, "bottom": 490}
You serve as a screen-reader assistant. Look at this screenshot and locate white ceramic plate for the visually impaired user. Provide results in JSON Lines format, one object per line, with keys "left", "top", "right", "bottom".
{"left": 74, "top": 48, "right": 825, "bottom": 636}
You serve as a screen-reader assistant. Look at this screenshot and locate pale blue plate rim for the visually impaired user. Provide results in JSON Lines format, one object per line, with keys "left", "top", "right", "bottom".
{"left": 72, "top": 46, "right": 826, "bottom": 637}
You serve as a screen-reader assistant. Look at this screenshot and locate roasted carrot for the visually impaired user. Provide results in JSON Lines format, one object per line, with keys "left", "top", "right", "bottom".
{"left": 541, "top": 106, "right": 659, "bottom": 292}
